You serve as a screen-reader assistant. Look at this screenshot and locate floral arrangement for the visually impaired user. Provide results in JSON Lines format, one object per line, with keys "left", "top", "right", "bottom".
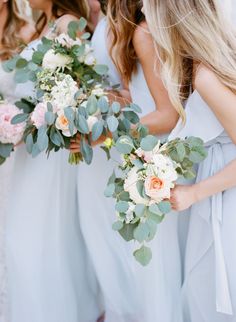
{"left": 105, "top": 134, "right": 207, "bottom": 265}
{"left": 0, "top": 95, "right": 26, "bottom": 165}
{"left": 3, "top": 18, "right": 141, "bottom": 164}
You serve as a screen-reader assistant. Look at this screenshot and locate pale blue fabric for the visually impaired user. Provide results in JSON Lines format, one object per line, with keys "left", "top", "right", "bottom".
{"left": 5, "top": 36, "right": 102, "bottom": 322}
{"left": 170, "top": 90, "right": 236, "bottom": 321}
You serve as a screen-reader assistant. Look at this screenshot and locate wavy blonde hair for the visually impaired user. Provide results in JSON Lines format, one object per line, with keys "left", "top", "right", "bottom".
{"left": 143, "top": 0, "right": 236, "bottom": 121}
{"left": 0, "top": 0, "right": 31, "bottom": 59}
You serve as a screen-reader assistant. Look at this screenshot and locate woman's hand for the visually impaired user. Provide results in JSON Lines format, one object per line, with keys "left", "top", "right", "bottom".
{"left": 70, "top": 134, "right": 81, "bottom": 153}
{"left": 170, "top": 185, "right": 198, "bottom": 211}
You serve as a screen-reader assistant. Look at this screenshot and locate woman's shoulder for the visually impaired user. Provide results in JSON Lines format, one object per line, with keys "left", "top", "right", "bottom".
{"left": 133, "top": 21, "right": 154, "bottom": 57}
{"left": 133, "top": 21, "right": 153, "bottom": 47}
{"left": 195, "top": 64, "right": 220, "bottom": 94}
{"left": 56, "top": 14, "right": 80, "bottom": 33}
{"left": 19, "top": 22, "right": 35, "bottom": 44}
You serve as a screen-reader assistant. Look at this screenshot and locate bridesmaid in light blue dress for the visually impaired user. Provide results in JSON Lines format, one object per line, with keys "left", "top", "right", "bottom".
{"left": 72, "top": 1, "right": 182, "bottom": 321}
{"left": 5, "top": 1, "right": 102, "bottom": 322}
{"left": 0, "top": 2, "right": 34, "bottom": 319}
{"left": 107, "top": 2, "right": 184, "bottom": 321}
{"left": 143, "top": 0, "right": 236, "bottom": 321}
{"left": 75, "top": 14, "right": 141, "bottom": 322}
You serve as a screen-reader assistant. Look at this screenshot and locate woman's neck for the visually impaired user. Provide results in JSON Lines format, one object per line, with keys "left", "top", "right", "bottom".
{"left": 0, "top": 5, "right": 8, "bottom": 45}
{"left": 44, "top": 3, "right": 53, "bottom": 23}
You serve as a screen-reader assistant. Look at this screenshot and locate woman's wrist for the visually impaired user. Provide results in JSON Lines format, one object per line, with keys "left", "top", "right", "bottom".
{"left": 191, "top": 182, "right": 206, "bottom": 204}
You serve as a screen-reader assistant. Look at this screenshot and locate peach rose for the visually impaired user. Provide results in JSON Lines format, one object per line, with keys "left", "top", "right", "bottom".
{"left": 144, "top": 175, "right": 172, "bottom": 203}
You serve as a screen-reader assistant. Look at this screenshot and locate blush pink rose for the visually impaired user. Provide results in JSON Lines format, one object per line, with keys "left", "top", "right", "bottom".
{"left": 31, "top": 102, "right": 48, "bottom": 129}
{"left": 0, "top": 103, "right": 26, "bottom": 145}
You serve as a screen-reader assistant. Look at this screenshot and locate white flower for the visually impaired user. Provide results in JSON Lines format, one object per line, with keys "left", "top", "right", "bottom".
{"left": 55, "top": 33, "right": 82, "bottom": 48}
{"left": 73, "top": 38, "right": 82, "bottom": 47}
{"left": 42, "top": 49, "right": 73, "bottom": 71}
{"left": 79, "top": 44, "right": 96, "bottom": 66}
{"left": 55, "top": 110, "right": 76, "bottom": 137}
{"left": 143, "top": 154, "right": 178, "bottom": 203}
{"left": 87, "top": 115, "right": 98, "bottom": 132}
{"left": 55, "top": 33, "right": 74, "bottom": 48}
{"left": 152, "top": 154, "right": 178, "bottom": 182}
{"left": 84, "top": 52, "right": 96, "bottom": 66}
{"left": 125, "top": 202, "right": 135, "bottom": 223}
{"left": 91, "top": 85, "right": 105, "bottom": 97}
{"left": 49, "top": 74, "right": 78, "bottom": 110}
{"left": 124, "top": 167, "right": 149, "bottom": 205}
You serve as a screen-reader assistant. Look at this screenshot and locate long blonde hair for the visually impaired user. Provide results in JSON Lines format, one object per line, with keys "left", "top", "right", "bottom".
{"left": 0, "top": 0, "right": 31, "bottom": 60}
{"left": 143, "top": 0, "right": 236, "bottom": 121}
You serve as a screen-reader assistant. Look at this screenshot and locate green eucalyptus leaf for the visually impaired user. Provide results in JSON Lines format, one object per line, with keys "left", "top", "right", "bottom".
{"left": 149, "top": 204, "right": 162, "bottom": 216}
{"left": 140, "top": 135, "right": 158, "bottom": 152}
{"left": 119, "top": 223, "right": 137, "bottom": 242}
{"left": 0, "top": 143, "right": 13, "bottom": 158}
{"left": 26, "top": 134, "right": 34, "bottom": 154}
{"left": 115, "top": 201, "right": 129, "bottom": 213}
{"left": 98, "top": 96, "right": 109, "bottom": 113}
{"left": 130, "top": 103, "right": 142, "bottom": 113}
{"left": 16, "top": 58, "right": 28, "bottom": 69}
{"left": 80, "top": 138, "right": 93, "bottom": 165}
{"left": 135, "top": 204, "right": 146, "bottom": 217}
{"left": 32, "top": 51, "right": 44, "bottom": 65}
{"left": 92, "top": 120, "right": 104, "bottom": 141}
{"left": 45, "top": 111, "right": 55, "bottom": 125}
{"left": 176, "top": 142, "right": 186, "bottom": 162}
{"left": 123, "top": 111, "right": 139, "bottom": 124}
{"left": 133, "top": 245, "right": 152, "bottom": 266}
{"left": 87, "top": 95, "right": 97, "bottom": 115}
{"left": 158, "top": 201, "right": 172, "bottom": 214}
{"left": 14, "top": 68, "right": 30, "bottom": 83}
{"left": 107, "top": 115, "right": 119, "bottom": 132}
{"left": 11, "top": 113, "right": 28, "bottom": 124}
{"left": 116, "top": 135, "right": 134, "bottom": 154}
{"left": 77, "top": 114, "right": 89, "bottom": 134}
{"left": 134, "top": 222, "right": 150, "bottom": 243}
{"left": 78, "top": 17, "right": 87, "bottom": 31}
{"left": 112, "top": 221, "right": 124, "bottom": 231}
{"left": 93, "top": 64, "right": 109, "bottom": 76}
{"left": 118, "top": 191, "right": 130, "bottom": 202}
{"left": 111, "top": 102, "right": 121, "bottom": 114}
{"left": 104, "top": 183, "right": 115, "bottom": 197}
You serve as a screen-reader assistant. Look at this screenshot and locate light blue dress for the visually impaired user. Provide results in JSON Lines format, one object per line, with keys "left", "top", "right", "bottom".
{"left": 130, "top": 64, "right": 183, "bottom": 322}
{"left": 77, "top": 18, "right": 141, "bottom": 322}
{"left": 5, "top": 36, "right": 102, "bottom": 322}
{"left": 169, "top": 90, "right": 236, "bottom": 321}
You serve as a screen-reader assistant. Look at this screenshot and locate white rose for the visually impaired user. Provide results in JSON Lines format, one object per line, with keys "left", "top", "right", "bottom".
{"left": 87, "top": 115, "right": 98, "bottom": 132}
{"left": 152, "top": 154, "right": 178, "bottom": 182}
{"left": 42, "top": 49, "right": 73, "bottom": 71}
{"left": 55, "top": 110, "right": 76, "bottom": 137}
{"left": 124, "top": 167, "right": 149, "bottom": 205}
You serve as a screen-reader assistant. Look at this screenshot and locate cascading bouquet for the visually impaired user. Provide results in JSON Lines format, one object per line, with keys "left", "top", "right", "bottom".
{"left": 0, "top": 94, "right": 26, "bottom": 165}
{"left": 3, "top": 18, "right": 141, "bottom": 164}
{"left": 105, "top": 134, "right": 207, "bottom": 265}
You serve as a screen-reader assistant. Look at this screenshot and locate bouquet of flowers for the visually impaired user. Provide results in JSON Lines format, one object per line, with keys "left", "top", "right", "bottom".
{"left": 4, "top": 18, "right": 141, "bottom": 164}
{"left": 105, "top": 134, "right": 207, "bottom": 265}
{"left": 0, "top": 95, "right": 26, "bottom": 165}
